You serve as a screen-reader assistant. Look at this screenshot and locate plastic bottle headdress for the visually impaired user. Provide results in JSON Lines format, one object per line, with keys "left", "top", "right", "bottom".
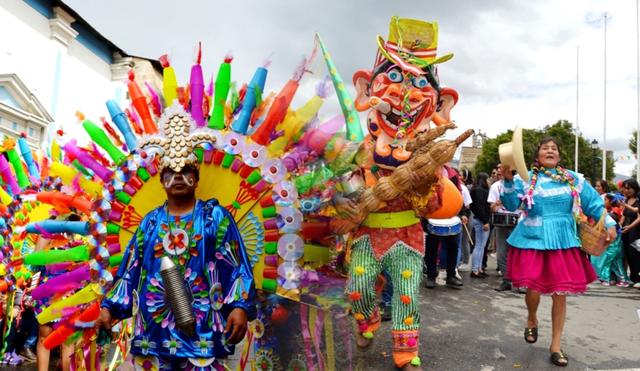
{"left": 136, "top": 104, "right": 223, "bottom": 173}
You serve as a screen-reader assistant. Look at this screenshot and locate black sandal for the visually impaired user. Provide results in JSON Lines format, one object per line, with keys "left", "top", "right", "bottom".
{"left": 524, "top": 326, "right": 538, "bottom": 343}
{"left": 550, "top": 351, "right": 569, "bottom": 367}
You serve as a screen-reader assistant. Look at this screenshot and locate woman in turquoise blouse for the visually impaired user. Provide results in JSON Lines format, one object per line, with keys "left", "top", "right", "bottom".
{"left": 501, "top": 138, "right": 617, "bottom": 367}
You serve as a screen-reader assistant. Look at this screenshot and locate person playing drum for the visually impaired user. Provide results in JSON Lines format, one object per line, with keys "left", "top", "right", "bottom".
{"left": 423, "top": 166, "right": 467, "bottom": 289}
{"left": 489, "top": 163, "right": 522, "bottom": 292}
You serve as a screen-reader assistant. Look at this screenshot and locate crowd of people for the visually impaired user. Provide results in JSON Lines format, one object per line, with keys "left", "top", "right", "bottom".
{"left": 422, "top": 161, "right": 640, "bottom": 294}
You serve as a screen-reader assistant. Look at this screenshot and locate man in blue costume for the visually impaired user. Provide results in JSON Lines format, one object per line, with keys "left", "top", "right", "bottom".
{"left": 95, "top": 107, "right": 255, "bottom": 370}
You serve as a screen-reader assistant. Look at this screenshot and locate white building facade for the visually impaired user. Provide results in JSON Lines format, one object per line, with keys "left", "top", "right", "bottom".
{"left": 0, "top": 0, "right": 162, "bottom": 149}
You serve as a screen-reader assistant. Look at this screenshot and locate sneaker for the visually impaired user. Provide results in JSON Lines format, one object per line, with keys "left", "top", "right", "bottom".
{"left": 602, "top": 280, "right": 610, "bottom": 286}
{"left": 436, "top": 271, "right": 446, "bottom": 285}
{"left": 9, "top": 351, "right": 23, "bottom": 365}
{"left": 633, "top": 282, "right": 640, "bottom": 289}
{"left": 380, "top": 302, "right": 392, "bottom": 322}
{"left": 445, "top": 276, "right": 464, "bottom": 289}
{"left": 489, "top": 253, "right": 497, "bottom": 259}
{"left": 424, "top": 276, "right": 436, "bottom": 289}
{"left": 455, "top": 269, "right": 462, "bottom": 280}
{"left": 498, "top": 270, "right": 503, "bottom": 277}
{"left": 1, "top": 353, "right": 10, "bottom": 365}
{"left": 458, "top": 263, "right": 471, "bottom": 272}
{"left": 616, "top": 281, "right": 629, "bottom": 288}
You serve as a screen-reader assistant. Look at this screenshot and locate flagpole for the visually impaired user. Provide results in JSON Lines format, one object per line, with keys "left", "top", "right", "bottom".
{"left": 603, "top": 13, "right": 607, "bottom": 181}
{"left": 576, "top": 45, "right": 579, "bottom": 173}
{"left": 637, "top": 0, "right": 640, "bottom": 181}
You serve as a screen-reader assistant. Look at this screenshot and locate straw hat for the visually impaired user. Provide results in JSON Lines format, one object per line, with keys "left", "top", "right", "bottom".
{"left": 499, "top": 126, "right": 530, "bottom": 183}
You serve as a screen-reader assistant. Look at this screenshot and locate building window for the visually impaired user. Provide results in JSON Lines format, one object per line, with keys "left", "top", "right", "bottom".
{"left": 29, "top": 127, "right": 35, "bottom": 137}
{"left": 12, "top": 122, "right": 17, "bottom": 131}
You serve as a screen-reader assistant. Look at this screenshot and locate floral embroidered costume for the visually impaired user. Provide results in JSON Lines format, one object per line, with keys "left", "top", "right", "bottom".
{"left": 101, "top": 99, "right": 256, "bottom": 370}
{"left": 102, "top": 198, "right": 255, "bottom": 369}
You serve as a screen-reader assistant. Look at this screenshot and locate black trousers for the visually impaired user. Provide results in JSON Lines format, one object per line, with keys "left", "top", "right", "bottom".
{"left": 423, "top": 225, "right": 459, "bottom": 278}
{"left": 622, "top": 232, "right": 640, "bottom": 283}
{"left": 0, "top": 318, "right": 18, "bottom": 354}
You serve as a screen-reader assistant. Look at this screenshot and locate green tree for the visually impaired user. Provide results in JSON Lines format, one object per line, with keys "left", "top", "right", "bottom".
{"left": 474, "top": 120, "right": 615, "bottom": 182}
{"left": 628, "top": 130, "right": 638, "bottom": 178}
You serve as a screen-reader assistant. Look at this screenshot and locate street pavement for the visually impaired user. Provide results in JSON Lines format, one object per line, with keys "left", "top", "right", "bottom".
{"left": 355, "top": 256, "right": 640, "bottom": 371}
{"left": 2, "top": 256, "right": 639, "bottom": 371}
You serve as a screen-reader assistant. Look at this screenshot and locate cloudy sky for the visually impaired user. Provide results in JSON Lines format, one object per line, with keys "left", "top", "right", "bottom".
{"left": 66, "top": 0, "right": 640, "bottom": 175}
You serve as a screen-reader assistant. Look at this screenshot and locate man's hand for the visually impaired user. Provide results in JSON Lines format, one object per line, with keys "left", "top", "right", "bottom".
{"left": 483, "top": 223, "right": 489, "bottom": 231}
{"left": 334, "top": 197, "right": 359, "bottom": 218}
{"left": 410, "top": 171, "right": 432, "bottom": 195}
{"left": 94, "top": 308, "right": 113, "bottom": 333}
{"left": 224, "top": 308, "right": 248, "bottom": 344}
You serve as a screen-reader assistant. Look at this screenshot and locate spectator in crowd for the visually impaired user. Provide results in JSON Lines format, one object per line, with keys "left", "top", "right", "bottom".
{"left": 620, "top": 179, "right": 640, "bottom": 288}
{"left": 0, "top": 285, "right": 24, "bottom": 365}
{"left": 470, "top": 172, "right": 491, "bottom": 279}
{"left": 592, "top": 193, "right": 630, "bottom": 287}
{"left": 595, "top": 179, "right": 610, "bottom": 200}
{"left": 34, "top": 236, "right": 75, "bottom": 371}
{"left": 424, "top": 166, "right": 466, "bottom": 289}
{"left": 15, "top": 277, "right": 38, "bottom": 362}
{"left": 461, "top": 169, "right": 473, "bottom": 189}
{"left": 459, "top": 174, "right": 473, "bottom": 272}
{"left": 489, "top": 164, "right": 520, "bottom": 292}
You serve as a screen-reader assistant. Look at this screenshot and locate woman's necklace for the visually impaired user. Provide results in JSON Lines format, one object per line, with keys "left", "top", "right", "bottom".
{"left": 162, "top": 200, "right": 197, "bottom": 256}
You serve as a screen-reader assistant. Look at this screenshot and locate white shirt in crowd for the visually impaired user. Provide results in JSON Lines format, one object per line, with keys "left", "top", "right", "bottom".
{"left": 461, "top": 184, "right": 472, "bottom": 207}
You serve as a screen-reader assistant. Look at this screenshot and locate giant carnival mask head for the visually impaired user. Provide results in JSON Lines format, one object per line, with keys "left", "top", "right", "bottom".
{"left": 353, "top": 16, "right": 458, "bottom": 169}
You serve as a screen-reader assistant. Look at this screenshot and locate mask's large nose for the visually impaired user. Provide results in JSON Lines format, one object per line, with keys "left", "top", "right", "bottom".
{"left": 385, "top": 84, "right": 402, "bottom": 100}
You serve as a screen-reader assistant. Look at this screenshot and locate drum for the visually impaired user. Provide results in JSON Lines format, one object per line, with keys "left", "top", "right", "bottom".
{"left": 490, "top": 213, "right": 519, "bottom": 227}
{"left": 427, "top": 217, "right": 462, "bottom": 236}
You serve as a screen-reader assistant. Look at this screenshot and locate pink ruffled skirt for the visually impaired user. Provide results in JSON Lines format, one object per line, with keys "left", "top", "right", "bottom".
{"left": 507, "top": 246, "right": 598, "bottom": 295}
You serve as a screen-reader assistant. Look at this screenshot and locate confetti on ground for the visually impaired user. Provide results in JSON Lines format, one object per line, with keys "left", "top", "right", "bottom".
{"left": 514, "top": 365, "right": 521, "bottom": 368}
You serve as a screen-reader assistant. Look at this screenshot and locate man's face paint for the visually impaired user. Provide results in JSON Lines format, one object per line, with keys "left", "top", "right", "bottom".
{"left": 162, "top": 168, "right": 196, "bottom": 189}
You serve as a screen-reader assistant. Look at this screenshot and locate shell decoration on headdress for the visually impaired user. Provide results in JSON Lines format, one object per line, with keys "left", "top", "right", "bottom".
{"left": 136, "top": 103, "right": 222, "bottom": 174}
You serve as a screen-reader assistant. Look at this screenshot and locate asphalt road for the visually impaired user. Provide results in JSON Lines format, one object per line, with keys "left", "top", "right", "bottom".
{"left": 355, "top": 256, "right": 640, "bottom": 371}
{"left": 2, "top": 256, "right": 639, "bottom": 371}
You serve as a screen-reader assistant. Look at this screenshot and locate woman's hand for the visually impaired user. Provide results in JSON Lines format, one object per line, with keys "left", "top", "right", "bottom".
{"left": 483, "top": 223, "right": 489, "bottom": 231}
{"left": 500, "top": 164, "right": 513, "bottom": 182}
{"left": 622, "top": 225, "right": 631, "bottom": 234}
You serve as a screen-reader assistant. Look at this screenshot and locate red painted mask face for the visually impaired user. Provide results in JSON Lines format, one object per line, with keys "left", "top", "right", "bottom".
{"left": 369, "top": 67, "right": 438, "bottom": 139}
